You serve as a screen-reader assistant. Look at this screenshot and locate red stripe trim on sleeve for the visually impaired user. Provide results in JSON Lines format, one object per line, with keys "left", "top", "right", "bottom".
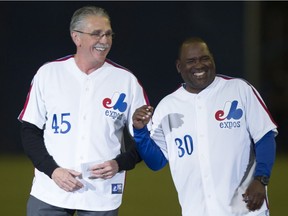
{"left": 250, "top": 87, "right": 278, "bottom": 127}
{"left": 106, "top": 58, "right": 151, "bottom": 106}
{"left": 217, "top": 74, "right": 278, "bottom": 127}
{"left": 18, "top": 84, "right": 33, "bottom": 121}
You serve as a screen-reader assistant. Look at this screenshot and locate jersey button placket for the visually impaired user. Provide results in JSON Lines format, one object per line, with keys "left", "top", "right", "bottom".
{"left": 195, "top": 95, "right": 217, "bottom": 215}
{"left": 78, "top": 77, "right": 91, "bottom": 162}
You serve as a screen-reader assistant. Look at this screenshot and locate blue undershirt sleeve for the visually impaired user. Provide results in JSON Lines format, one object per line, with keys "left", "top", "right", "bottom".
{"left": 133, "top": 126, "right": 168, "bottom": 171}
{"left": 254, "top": 130, "right": 276, "bottom": 177}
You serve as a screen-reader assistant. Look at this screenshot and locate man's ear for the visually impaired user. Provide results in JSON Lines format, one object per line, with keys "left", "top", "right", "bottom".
{"left": 71, "top": 31, "right": 81, "bottom": 47}
{"left": 176, "top": 59, "right": 181, "bottom": 74}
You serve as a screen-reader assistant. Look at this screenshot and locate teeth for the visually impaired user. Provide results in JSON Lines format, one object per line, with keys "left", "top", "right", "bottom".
{"left": 94, "top": 44, "right": 109, "bottom": 51}
{"left": 194, "top": 71, "right": 205, "bottom": 76}
{"left": 95, "top": 47, "right": 105, "bottom": 51}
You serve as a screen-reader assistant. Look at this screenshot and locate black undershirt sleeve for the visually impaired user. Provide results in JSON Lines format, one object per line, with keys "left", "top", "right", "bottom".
{"left": 114, "top": 146, "right": 142, "bottom": 172}
{"left": 20, "top": 121, "right": 59, "bottom": 178}
{"left": 114, "top": 126, "right": 142, "bottom": 172}
{"left": 21, "top": 121, "right": 141, "bottom": 175}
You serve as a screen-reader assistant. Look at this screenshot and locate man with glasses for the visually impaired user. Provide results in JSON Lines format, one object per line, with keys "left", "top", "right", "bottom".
{"left": 18, "top": 6, "right": 149, "bottom": 216}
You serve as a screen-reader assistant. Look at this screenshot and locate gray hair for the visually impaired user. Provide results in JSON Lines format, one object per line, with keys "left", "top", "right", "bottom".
{"left": 70, "top": 6, "right": 110, "bottom": 33}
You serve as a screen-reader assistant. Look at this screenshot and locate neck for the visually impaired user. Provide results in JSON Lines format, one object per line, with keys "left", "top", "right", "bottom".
{"left": 74, "top": 54, "right": 105, "bottom": 75}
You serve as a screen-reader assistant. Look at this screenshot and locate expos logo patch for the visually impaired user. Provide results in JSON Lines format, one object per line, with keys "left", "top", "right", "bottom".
{"left": 215, "top": 100, "right": 243, "bottom": 129}
{"left": 102, "top": 92, "right": 127, "bottom": 120}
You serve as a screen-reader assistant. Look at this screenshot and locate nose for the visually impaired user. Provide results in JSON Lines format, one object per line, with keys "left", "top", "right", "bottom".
{"left": 194, "top": 59, "right": 204, "bottom": 68}
{"left": 97, "top": 34, "right": 107, "bottom": 42}
{"left": 99, "top": 33, "right": 108, "bottom": 39}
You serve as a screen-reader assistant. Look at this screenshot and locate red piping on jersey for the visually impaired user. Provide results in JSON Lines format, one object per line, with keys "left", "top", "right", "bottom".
{"left": 24, "top": 56, "right": 150, "bottom": 112}
{"left": 54, "top": 54, "right": 74, "bottom": 62}
{"left": 19, "top": 56, "right": 73, "bottom": 121}
{"left": 18, "top": 83, "right": 33, "bottom": 121}
{"left": 217, "top": 74, "right": 278, "bottom": 127}
{"left": 106, "top": 58, "right": 151, "bottom": 106}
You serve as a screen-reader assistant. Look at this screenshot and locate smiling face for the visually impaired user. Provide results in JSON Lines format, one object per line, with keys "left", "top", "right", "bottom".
{"left": 71, "top": 15, "right": 113, "bottom": 70}
{"left": 176, "top": 41, "right": 216, "bottom": 93}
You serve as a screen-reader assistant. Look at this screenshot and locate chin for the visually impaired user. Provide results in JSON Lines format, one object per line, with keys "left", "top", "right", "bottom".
{"left": 95, "top": 54, "right": 107, "bottom": 62}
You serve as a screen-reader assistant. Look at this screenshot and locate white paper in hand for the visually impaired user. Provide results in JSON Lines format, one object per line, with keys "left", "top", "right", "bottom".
{"left": 81, "top": 160, "right": 104, "bottom": 181}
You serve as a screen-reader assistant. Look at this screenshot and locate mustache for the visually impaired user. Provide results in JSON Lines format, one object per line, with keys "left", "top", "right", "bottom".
{"left": 94, "top": 43, "right": 110, "bottom": 49}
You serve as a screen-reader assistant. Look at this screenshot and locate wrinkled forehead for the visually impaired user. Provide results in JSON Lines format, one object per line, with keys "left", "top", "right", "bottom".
{"left": 83, "top": 15, "right": 112, "bottom": 30}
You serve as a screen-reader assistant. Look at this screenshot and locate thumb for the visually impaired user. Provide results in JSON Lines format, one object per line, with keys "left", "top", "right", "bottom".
{"left": 68, "top": 169, "right": 82, "bottom": 177}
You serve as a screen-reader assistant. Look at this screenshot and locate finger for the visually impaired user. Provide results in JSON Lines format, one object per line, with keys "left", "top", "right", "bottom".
{"left": 102, "top": 174, "right": 113, "bottom": 179}
{"left": 247, "top": 198, "right": 263, "bottom": 211}
{"left": 138, "top": 105, "right": 150, "bottom": 110}
{"left": 90, "top": 170, "right": 114, "bottom": 179}
{"left": 89, "top": 166, "right": 109, "bottom": 179}
{"left": 136, "top": 106, "right": 153, "bottom": 116}
{"left": 73, "top": 179, "right": 84, "bottom": 188}
{"left": 101, "top": 171, "right": 116, "bottom": 179}
{"left": 64, "top": 177, "right": 83, "bottom": 190}
{"left": 145, "top": 106, "right": 154, "bottom": 113}
{"left": 52, "top": 168, "right": 83, "bottom": 191}
{"left": 100, "top": 168, "right": 115, "bottom": 176}
{"left": 67, "top": 170, "right": 84, "bottom": 185}
{"left": 143, "top": 106, "right": 153, "bottom": 116}
{"left": 133, "top": 111, "right": 150, "bottom": 120}
{"left": 89, "top": 170, "right": 104, "bottom": 179}
{"left": 91, "top": 161, "right": 111, "bottom": 172}
{"left": 90, "top": 163, "right": 105, "bottom": 171}
{"left": 67, "top": 169, "right": 82, "bottom": 177}
{"left": 58, "top": 180, "right": 76, "bottom": 192}
{"left": 57, "top": 172, "right": 83, "bottom": 190}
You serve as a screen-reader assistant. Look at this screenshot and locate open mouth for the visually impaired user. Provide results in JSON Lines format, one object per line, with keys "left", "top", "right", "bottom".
{"left": 194, "top": 71, "right": 206, "bottom": 77}
{"left": 94, "top": 44, "right": 109, "bottom": 52}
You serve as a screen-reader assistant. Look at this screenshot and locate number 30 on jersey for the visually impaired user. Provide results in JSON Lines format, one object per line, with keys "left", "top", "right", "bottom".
{"left": 175, "top": 135, "right": 193, "bottom": 157}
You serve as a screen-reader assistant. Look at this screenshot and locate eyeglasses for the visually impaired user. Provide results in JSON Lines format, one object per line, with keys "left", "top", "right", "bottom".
{"left": 73, "top": 30, "right": 114, "bottom": 40}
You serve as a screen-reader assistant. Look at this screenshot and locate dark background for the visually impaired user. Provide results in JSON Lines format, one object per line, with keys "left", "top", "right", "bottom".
{"left": 0, "top": 1, "right": 287, "bottom": 155}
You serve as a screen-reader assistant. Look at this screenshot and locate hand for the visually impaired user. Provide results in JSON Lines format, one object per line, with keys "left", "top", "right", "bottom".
{"left": 89, "top": 160, "right": 119, "bottom": 180}
{"left": 132, "top": 105, "right": 154, "bottom": 129}
{"left": 242, "top": 179, "right": 266, "bottom": 211}
{"left": 51, "top": 168, "right": 83, "bottom": 192}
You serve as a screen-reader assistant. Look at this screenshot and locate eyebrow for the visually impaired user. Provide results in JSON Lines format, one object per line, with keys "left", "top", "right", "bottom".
{"left": 90, "top": 29, "right": 113, "bottom": 33}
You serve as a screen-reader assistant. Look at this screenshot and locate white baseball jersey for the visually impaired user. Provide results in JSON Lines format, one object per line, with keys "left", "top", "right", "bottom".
{"left": 150, "top": 75, "right": 277, "bottom": 216}
{"left": 18, "top": 55, "right": 148, "bottom": 210}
